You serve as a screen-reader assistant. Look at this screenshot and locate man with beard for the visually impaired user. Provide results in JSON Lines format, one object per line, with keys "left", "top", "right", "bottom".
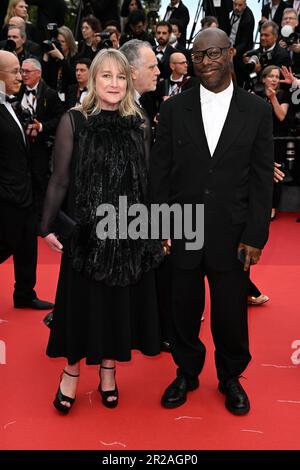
{"left": 150, "top": 28, "right": 274, "bottom": 415}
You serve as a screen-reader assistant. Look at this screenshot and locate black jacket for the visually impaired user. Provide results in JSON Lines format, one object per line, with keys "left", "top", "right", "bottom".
{"left": 232, "top": 6, "right": 255, "bottom": 57}
{"left": 163, "top": 1, "right": 190, "bottom": 46}
{"left": 150, "top": 85, "right": 274, "bottom": 270}
{"left": 0, "top": 104, "right": 32, "bottom": 207}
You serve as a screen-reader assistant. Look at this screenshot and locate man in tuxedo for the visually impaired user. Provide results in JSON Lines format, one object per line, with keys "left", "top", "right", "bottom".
{"left": 261, "top": 0, "right": 287, "bottom": 27}
{"left": 163, "top": 0, "right": 190, "bottom": 46}
{"left": 154, "top": 21, "right": 177, "bottom": 80}
{"left": 229, "top": 0, "right": 254, "bottom": 86}
{"left": 204, "top": 0, "right": 233, "bottom": 35}
{"left": 18, "top": 58, "right": 64, "bottom": 216}
{"left": 65, "top": 58, "right": 91, "bottom": 109}
{"left": 150, "top": 28, "right": 274, "bottom": 414}
{"left": 0, "top": 50, "right": 53, "bottom": 310}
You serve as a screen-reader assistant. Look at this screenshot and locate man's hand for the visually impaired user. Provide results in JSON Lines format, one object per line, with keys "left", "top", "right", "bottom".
{"left": 274, "top": 162, "right": 285, "bottom": 182}
{"left": 238, "top": 243, "right": 262, "bottom": 271}
{"left": 163, "top": 239, "right": 171, "bottom": 256}
{"left": 44, "top": 233, "right": 63, "bottom": 253}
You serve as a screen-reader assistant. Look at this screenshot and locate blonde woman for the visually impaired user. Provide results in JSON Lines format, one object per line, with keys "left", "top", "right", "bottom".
{"left": 40, "top": 49, "right": 163, "bottom": 414}
{"left": 2, "top": 0, "right": 39, "bottom": 43}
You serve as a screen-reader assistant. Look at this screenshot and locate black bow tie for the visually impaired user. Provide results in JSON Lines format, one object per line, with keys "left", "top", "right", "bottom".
{"left": 79, "top": 87, "right": 87, "bottom": 94}
{"left": 169, "top": 79, "right": 182, "bottom": 87}
{"left": 5, "top": 95, "right": 19, "bottom": 104}
{"left": 25, "top": 88, "right": 36, "bottom": 96}
{"left": 167, "top": 5, "right": 175, "bottom": 11}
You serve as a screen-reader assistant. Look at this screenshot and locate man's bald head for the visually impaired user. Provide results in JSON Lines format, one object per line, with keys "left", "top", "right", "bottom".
{"left": 0, "top": 51, "right": 21, "bottom": 95}
{"left": 193, "top": 28, "right": 230, "bottom": 52}
{"left": 0, "top": 50, "right": 18, "bottom": 69}
{"left": 192, "top": 28, "right": 233, "bottom": 93}
{"left": 8, "top": 16, "right": 26, "bottom": 29}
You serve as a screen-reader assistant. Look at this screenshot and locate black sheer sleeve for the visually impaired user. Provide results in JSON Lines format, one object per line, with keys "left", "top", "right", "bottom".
{"left": 40, "top": 112, "right": 74, "bottom": 236}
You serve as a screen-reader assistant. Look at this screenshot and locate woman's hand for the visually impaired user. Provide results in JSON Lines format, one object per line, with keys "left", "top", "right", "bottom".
{"left": 44, "top": 233, "right": 63, "bottom": 253}
{"left": 280, "top": 66, "right": 295, "bottom": 85}
{"left": 265, "top": 86, "right": 276, "bottom": 100}
{"left": 47, "top": 43, "right": 64, "bottom": 60}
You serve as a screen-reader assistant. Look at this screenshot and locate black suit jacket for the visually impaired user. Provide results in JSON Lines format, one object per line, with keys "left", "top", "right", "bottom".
{"left": 232, "top": 6, "right": 254, "bottom": 57}
{"left": 18, "top": 79, "right": 64, "bottom": 139}
{"left": 27, "top": 0, "right": 66, "bottom": 39}
{"left": 204, "top": 0, "right": 233, "bottom": 35}
{"left": 261, "top": 0, "right": 288, "bottom": 26}
{"left": 0, "top": 104, "right": 32, "bottom": 207}
{"left": 154, "top": 44, "right": 177, "bottom": 79}
{"left": 163, "top": 1, "right": 190, "bottom": 46}
{"left": 150, "top": 86, "right": 274, "bottom": 270}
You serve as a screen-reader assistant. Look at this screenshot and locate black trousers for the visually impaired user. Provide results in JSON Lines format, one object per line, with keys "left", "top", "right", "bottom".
{"left": 0, "top": 202, "right": 37, "bottom": 302}
{"left": 169, "top": 257, "right": 251, "bottom": 382}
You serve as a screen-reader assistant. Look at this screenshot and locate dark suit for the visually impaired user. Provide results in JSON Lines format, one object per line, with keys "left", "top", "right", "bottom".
{"left": 150, "top": 85, "right": 274, "bottom": 380}
{"left": 204, "top": 0, "right": 233, "bottom": 35}
{"left": 27, "top": 0, "right": 66, "bottom": 40}
{"left": 163, "top": 1, "right": 190, "bottom": 46}
{"left": 231, "top": 6, "right": 255, "bottom": 86}
{"left": 261, "top": 0, "right": 287, "bottom": 26}
{"left": 154, "top": 44, "right": 177, "bottom": 80}
{"left": 0, "top": 103, "right": 38, "bottom": 303}
{"left": 18, "top": 79, "right": 64, "bottom": 215}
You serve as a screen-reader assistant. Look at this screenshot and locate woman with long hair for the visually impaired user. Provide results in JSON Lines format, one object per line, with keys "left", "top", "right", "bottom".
{"left": 40, "top": 49, "right": 163, "bottom": 414}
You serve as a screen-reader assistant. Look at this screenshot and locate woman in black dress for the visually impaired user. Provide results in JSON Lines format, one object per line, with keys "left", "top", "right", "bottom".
{"left": 41, "top": 48, "right": 163, "bottom": 413}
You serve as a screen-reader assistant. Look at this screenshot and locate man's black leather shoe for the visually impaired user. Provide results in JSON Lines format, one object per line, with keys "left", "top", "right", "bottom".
{"left": 218, "top": 378, "right": 250, "bottom": 415}
{"left": 43, "top": 311, "right": 53, "bottom": 328}
{"left": 161, "top": 375, "right": 199, "bottom": 408}
{"left": 14, "top": 298, "right": 54, "bottom": 310}
{"left": 161, "top": 339, "right": 172, "bottom": 352}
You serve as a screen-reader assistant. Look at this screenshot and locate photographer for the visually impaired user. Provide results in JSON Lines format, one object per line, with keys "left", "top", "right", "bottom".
{"left": 42, "top": 25, "right": 77, "bottom": 102}
{"left": 243, "top": 21, "right": 290, "bottom": 79}
{"left": 1, "top": 24, "right": 41, "bottom": 61}
{"left": 77, "top": 15, "right": 103, "bottom": 61}
{"left": 18, "top": 58, "right": 64, "bottom": 216}
{"left": 119, "top": 10, "right": 155, "bottom": 47}
{"left": 279, "top": 8, "right": 300, "bottom": 75}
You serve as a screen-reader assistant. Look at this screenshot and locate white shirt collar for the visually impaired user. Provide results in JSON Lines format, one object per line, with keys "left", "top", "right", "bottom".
{"left": 200, "top": 81, "right": 233, "bottom": 104}
{"left": 134, "top": 89, "right": 141, "bottom": 104}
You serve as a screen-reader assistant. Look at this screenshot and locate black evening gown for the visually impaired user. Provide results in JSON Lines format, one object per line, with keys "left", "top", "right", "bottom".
{"left": 41, "top": 109, "right": 162, "bottom": 364}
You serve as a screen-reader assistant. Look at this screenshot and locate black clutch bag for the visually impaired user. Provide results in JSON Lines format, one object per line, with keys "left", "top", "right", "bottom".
{"left": 52, "top": 210, "right": 77, "bottom": 240}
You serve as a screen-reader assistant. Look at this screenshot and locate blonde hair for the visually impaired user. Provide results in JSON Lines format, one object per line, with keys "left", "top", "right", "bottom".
{"left": 58, "top": 26, "right": 78, "bottom": 58}
{"left": 4, "top": 0, "right": 28, "bottom": 25}
{"left": 79, "top": 48, "right": 142, "bottom": 118}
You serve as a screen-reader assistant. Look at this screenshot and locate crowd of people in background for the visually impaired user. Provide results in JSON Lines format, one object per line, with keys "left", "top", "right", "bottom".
{"left": 0, "top": 0, "right": 299, "bottom": 415}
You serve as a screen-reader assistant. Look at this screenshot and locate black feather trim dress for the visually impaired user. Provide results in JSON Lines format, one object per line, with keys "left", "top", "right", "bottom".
{"left": 40, "top": 109, "right": 163, "bottom": 364}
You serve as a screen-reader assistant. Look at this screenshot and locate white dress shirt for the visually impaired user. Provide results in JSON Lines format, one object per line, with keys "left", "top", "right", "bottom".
{"left": 200, "top": 81, "right": 233, "bottom": 156}
{"left": 21, "top": 83, "right": 38, "bottom": 113}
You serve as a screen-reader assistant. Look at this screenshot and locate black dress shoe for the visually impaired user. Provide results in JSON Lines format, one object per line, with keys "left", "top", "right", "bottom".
{"left": 14, "top": 298, "right": 54, "bottom": 310}
{"left": 161, "top": 339, "right": 172, "bottom": 352}
{"left": 161, "top": 375, "right": 199, "bottom": 409}
{"left": 43, "top": 311, "right": 53, "bottom": 328}
{"left": 218, "top": 378, "right": 250, "bottom": 415}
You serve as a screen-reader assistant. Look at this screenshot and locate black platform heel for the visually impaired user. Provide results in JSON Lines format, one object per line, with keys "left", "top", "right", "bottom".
{"left": 53, "top": 369, "right": 79, "bottom": 414}
{"left": 98, "top": 365, "right": 118, "bottom": 408}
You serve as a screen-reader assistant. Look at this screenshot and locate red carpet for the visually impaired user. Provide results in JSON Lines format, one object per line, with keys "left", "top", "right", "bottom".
{"left": 0, "top": 213, "right": 300, "bottom": 450}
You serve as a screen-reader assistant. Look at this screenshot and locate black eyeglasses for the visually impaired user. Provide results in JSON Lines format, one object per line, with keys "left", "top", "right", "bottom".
{"left": 192, "top": 47, "right": 230, "bottom": 64}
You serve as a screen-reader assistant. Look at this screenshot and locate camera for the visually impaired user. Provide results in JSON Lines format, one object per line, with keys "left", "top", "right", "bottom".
{"left": 42, "top": 23, "right": 62, "bottom": 53}
{"left": 281, "top": 25, "right": 299, "bottom": 47}
{"left": 3, "top": 39, "right": 16, "bottom": 53}
{"left": 95, "top": 32, "right": 113, "bottom": 50}
{"left": 248, "top": 72, "right": 265, "bottom": 96}
{"left": 244, "top": 48, "right": 273, "bottom": 73}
